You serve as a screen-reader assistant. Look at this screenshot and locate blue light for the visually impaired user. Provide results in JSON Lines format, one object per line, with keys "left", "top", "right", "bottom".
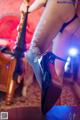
{"left": 46, "top": 106, "right": 71, "bottom": 120}
{"left": 68, "top": 48, "right": 78, "bottom": 56}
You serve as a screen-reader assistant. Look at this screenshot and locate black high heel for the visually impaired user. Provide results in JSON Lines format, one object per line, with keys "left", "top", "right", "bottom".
{"left": 40, "top": 52, "right": 62, "bottom": 115}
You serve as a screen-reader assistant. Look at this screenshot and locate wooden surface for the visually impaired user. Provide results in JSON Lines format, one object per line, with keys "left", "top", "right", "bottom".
{"left": 0, "top": 52, "right": 16, "bottom": 92}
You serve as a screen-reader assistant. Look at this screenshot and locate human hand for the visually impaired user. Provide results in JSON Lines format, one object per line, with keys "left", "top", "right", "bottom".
{"left": 20, "top": 0, "right": 29, "bottom": 13}
{"left": 17, "top": 0, "right": 29, "bottom": 32}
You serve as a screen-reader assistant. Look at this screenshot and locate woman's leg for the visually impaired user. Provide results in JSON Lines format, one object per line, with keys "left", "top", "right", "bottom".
{"left": 25, "top": 0, "right": 69, "bottom": 88}
{"left": 25, "top": 48, "right": 42, "bottom": 89}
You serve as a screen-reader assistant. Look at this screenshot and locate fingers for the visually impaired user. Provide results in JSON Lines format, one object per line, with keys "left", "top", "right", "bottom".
{"left": 20, "top": 0, "right": 47, "bottom": 14}
{"left": 17, "top": 75, "right": 21, "bottom": 83}
{"left": 18, "top": 1, "right": 29, "bottom": 32}
{"left": 17, "top": 75, "right": 23, "bottom": 84}
{"left": 20, "top": 2, "right": 28, "bottom": 13}
{"left": 20, "top": 0, "right": 29, "bottom": 12}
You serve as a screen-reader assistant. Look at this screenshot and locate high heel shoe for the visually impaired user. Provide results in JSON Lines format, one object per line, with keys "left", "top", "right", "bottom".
{"left": 40, "top": 52, "right": 62, "bottom": 114}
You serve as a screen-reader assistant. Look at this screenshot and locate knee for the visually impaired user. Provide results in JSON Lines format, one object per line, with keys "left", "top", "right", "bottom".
{"left": 25, "top": 47, "right": 41, "bottom": 65}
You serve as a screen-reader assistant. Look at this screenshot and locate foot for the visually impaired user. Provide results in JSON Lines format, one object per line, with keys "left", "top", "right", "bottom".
{"left": 22, "top": 86, "right": 28, "bottom": 97}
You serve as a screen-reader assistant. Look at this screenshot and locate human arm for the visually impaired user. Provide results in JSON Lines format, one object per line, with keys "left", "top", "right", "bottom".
{"left": 20, "top": 0, "right": 47, "bottom": 13}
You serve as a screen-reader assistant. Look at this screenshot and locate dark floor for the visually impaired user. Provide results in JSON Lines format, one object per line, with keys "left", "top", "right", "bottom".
{"left": 0, "top": 82, "right": 42, "bottom": 120}
{"left": 0, "top": 82, "right": 80, "bottom": 120}
{"left": 0, "top": 106, "right": 80, "bottom": 120}
{"left": 0, "top": 107, "right": 44, "bottom": 120}
{"left": 45, "top": 106, "right": 80, "bottom": 120}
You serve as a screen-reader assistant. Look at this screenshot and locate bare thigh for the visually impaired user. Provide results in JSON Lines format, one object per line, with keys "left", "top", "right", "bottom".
{"left": 30, "top": 0, "right": 64, "bottom": 54}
